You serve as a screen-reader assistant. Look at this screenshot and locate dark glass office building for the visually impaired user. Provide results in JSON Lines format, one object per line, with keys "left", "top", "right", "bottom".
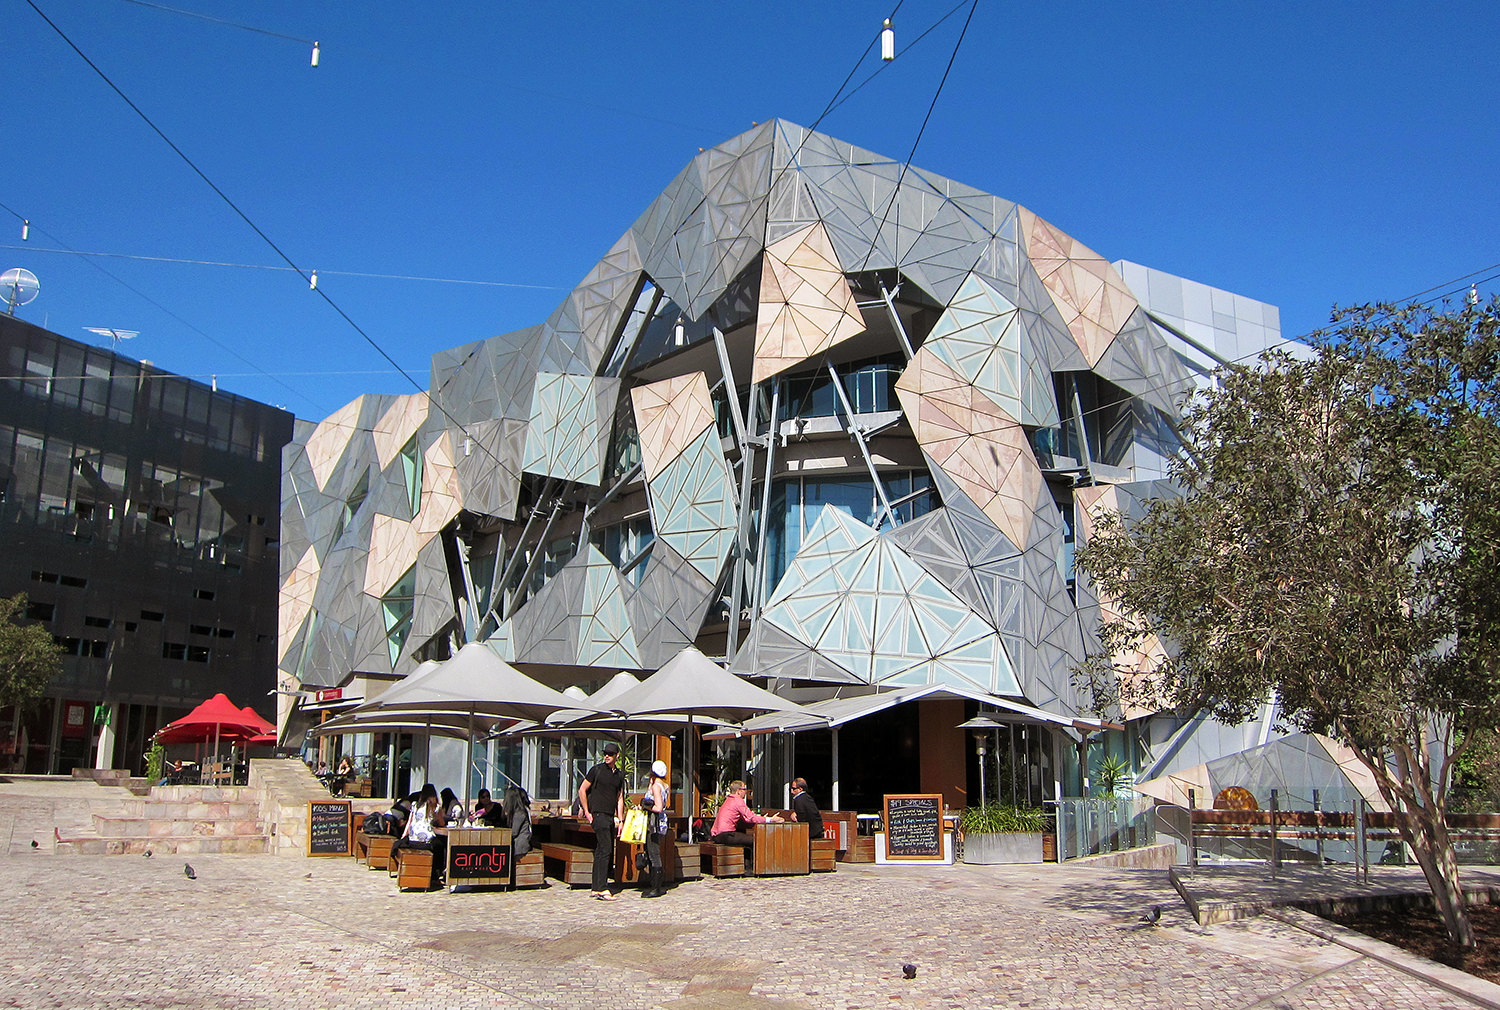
{"left": 0, "top": 314, "right": 293, "bottom": 774}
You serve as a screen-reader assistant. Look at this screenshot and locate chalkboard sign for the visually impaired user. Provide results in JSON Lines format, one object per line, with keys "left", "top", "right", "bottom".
{"left": 883, "top": 793, "right": 944, "bottom": 860}
{"left": 308, "top": 800, "right": 352, "bottom": 856}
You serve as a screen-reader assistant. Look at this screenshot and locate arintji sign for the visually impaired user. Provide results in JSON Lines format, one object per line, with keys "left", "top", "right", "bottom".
{"left": 449, "top": 845, "right": 509, "bottom": 877}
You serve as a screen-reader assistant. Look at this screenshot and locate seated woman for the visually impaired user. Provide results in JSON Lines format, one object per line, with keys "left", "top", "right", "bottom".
{"left": 392, "top": 783, "right": 447, "bottom": 870}
{"left": 467, "top": 788, "right": 493, "bottom": 826}
{"left": 439, "top": 788, "right": 464, "bottom": 828}
{"left": 331, "top": 756, "right": 354, "bottom": 796}
{"left": 384, "top": 791, "right": 416, "bottom": 836}
{"left": 493, "top": 785, "right": 533, "bottom": 859}
{"left": 709, "top": 780, "right": 783, "bottom": 846}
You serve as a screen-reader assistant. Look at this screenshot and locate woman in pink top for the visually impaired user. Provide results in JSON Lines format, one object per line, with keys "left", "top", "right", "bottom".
{"left": 709, "top": 780, "right": 783, "bottom": 845}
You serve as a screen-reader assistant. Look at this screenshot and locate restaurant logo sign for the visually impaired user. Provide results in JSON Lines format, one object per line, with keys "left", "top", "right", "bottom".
{"left": 450, "top": 845, "right": 509, "bottom": 877}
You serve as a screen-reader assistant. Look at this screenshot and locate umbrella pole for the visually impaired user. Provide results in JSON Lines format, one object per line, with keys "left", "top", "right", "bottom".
{"left": 831, "top": 726, "right": 840, "bottom": 811}
{"left": 465, "top": 707, "right": 474, "bottom": 815}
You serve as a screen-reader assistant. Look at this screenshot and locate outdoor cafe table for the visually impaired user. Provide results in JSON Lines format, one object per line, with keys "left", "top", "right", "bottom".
{"left": 446, "top": 826, "right": 513, "bottom": 889}
{"left": 749, "top": 821, "right": 810, "bottom": 875}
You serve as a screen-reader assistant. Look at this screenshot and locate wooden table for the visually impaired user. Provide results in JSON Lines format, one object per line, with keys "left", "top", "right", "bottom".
{"left": 446, "top": 826, "right": 513, "bottom": 889}
{"left": 749, "top": 821, "right": 810, "bottom": 875}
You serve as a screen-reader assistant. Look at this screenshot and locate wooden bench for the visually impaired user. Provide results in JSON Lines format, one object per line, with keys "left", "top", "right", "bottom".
{"left": 811, "top": 837, "right": 837, "bottom": 872}
{"left": 353, "top": 829, "right": 368, "bottom": 864}
{"left": 539, "top": 842, "right": 593, "bottom": 887}
{"left": 366, "top": 835, "right": 395, "bottom": 870}
{"left": 514, "top": 849, "right": 546, "bottom": 888}
{"left": 395, "top": 847, "right": 439, "bottom": 891}
{"left": 673, "top": 841, "right": 702, "bottom": 881}
{"left": 703, "top": 843, "right": 745, "bottom": 877}
{"left": 838, "top": 836, "right": 875, "bottom": 863}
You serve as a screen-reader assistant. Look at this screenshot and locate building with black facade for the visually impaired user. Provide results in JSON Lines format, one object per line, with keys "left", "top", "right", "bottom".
{"left": 0, "top": 313, "right": 293, "bottom": 774}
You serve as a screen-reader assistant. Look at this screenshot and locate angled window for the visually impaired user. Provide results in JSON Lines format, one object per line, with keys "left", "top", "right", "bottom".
{"left": 398, "top": 436, "right": 422, "bottom": 519}
{"left": 381, "top": 566, "right": 417, "bottom": 667}
{"left": 330, "top": 467, "right": 370, "bottom": 545}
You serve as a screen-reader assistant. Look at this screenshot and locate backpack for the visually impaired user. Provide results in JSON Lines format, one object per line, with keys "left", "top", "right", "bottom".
{"left": 362, "top": 811, "right": 386, "bottom": 836}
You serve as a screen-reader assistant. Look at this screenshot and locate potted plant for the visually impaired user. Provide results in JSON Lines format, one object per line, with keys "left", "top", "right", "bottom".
{"left": 959, "top": 803, "right": 1047, "bottom": 864}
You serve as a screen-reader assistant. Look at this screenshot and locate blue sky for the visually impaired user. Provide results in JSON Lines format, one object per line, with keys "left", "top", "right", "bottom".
{"left": 5, "top": 2, "right": 1497, "bottom": 419}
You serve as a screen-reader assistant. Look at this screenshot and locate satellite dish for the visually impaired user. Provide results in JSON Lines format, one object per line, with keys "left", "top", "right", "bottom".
{"left": 2, "top": 268, "right": 39, "bottom": 315}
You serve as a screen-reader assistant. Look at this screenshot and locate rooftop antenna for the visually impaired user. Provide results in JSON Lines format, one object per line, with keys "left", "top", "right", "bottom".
{"left": 83, "top": 327, "right": 140, "bottom": 353}
{"left": 1, "top": 268, "right": 39, "bottom": 315}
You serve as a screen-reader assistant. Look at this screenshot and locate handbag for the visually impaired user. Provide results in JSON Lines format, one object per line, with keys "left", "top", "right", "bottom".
{"left": 620, "top": 807, "right": 648, "bottom": 844}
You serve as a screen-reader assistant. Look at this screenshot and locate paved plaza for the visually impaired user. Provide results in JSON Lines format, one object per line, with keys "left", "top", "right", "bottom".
{"left": 0, "top": 845, "right": 1484, "bottom": 1010}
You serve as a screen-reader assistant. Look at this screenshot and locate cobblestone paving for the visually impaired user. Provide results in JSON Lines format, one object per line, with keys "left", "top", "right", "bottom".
{"left": 0, "top": 852, "right": 1480, "bottom": 1009}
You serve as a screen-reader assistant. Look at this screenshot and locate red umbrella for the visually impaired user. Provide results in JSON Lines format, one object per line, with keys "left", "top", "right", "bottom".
{"left": 153, "top": 694, "right": 263, "bottom": 752}
{"left": 238, "top": 706, "right": 276, "bottom": 735}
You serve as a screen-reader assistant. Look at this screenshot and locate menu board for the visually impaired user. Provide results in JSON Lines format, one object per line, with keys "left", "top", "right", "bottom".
{"left": 308, "top": 800, "right": 352, "bottom": 856}
{"left": 883, "top": 793, "right": 944, "bottom": 860}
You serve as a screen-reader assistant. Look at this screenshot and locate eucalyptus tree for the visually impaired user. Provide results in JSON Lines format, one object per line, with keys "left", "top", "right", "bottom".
{"left": 1076, "top": 299, "right": 1500, "bottom": 947}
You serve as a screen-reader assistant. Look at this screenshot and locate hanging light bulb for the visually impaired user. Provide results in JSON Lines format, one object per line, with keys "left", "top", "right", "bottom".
{"left": 311, "top": 41, "right": 320, "bottom": 67}
{"left": 309, "top": 270, "right": 318, "bottom": 290}
{"left": 881, "top": 18, "right": 894, "bottom": 61}
{"left": 674, "top": 317, "right": 686, "bottom": 347}
{"left": 21, "top": 219, "right": 28, "bottom": 241}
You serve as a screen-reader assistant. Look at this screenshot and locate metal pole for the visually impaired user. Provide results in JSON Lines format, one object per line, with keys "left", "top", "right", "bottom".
{"left": 1009, "top": 723, "right": 1016, "bottom": 806}
{"left": 831, "top": 726, "right": 840, "bottom": 811}
{"left": 1313, "top": 788, "right": 1323, "bottom": 864}
{"left": 1357, "top": 797, "right": 1366, "bottom": 882}
{"left": 1270, "top": 788, "right": 1279, "bottom": 879}
{"left": 1188, "top": 788, "right": 1197, "bottom": 871}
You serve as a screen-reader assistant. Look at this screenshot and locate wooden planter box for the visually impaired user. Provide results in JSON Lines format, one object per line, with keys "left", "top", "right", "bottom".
{"left": 962, "top": 831, "right": 1044, "bottom": 864}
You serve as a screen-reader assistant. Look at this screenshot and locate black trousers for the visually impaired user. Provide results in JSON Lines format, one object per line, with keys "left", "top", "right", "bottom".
{"left": 591, "top": 813, "right": 616, "bottom": 891}
{"left": 645, "top": 813, "right": 664, "bottom": 872}
{"left": 711, "top": 830, "right": 753, "bottom": 847}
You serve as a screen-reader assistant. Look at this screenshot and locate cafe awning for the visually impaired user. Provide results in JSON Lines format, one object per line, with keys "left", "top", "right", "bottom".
{"left": 703, "top": 683, "right": 1105, "bottom": 739}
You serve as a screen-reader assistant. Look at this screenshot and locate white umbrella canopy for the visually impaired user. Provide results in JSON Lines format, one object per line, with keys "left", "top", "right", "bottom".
{"left": 309, "top": 710, "right": 500, "bottom": 741}
{"left": 569, "top": 646, "right": 808, "bottom": 726}
{"left": 350, "top": 641, "right": 602, "bottom": 723}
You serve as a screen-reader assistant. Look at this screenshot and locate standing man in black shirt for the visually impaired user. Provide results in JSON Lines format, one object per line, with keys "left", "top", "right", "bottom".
{"left": 789, "top": 777, "right": 823, "bottom": 849}
{"left": 578, "top": 740, "right": 626, "bottom": 901}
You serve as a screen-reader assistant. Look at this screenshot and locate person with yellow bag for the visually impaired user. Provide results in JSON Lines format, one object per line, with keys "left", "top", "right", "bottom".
{"left": 640, "top": 760, "right": 670, "bottom": 898}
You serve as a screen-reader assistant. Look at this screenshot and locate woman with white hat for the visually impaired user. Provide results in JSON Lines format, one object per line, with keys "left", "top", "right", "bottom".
{"left": 641, "top": 758, "right": 671, "bottom": 898}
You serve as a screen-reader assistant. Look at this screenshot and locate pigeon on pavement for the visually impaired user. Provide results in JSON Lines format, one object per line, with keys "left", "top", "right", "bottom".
{"left": 1139, "top": 904, "right": 1161, "bottom": 925}
{"left": 143, "top": 850, "right": 152, "bottom": 858}
{"left": 901, "top": 964, "right": 917, "bottom": 979}
{"left": 183, "top": 863, "right": 196, "bottom": 880}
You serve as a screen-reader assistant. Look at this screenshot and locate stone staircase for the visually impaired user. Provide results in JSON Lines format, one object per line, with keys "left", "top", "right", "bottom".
{"left": 55, "top": 784, "right": 270, "bottom": 855}
{"left": 41, "top": 759, "right": 369, "bottom": 857}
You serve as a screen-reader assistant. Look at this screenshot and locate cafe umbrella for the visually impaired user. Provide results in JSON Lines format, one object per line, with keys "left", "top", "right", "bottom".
{"left": 564, "top": 646, "right": 809, "bottom": 813}
{"left": 152, "top": 693, "right": 266, "bottom": 779}
{"left": 348, "top": 641, "right": 609, "bottom": 806}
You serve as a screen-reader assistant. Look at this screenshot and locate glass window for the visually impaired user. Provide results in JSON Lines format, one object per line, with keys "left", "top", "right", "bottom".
{"left": 380, "top": 567, "right": 417, "bottom": 667}
{"left": 399, "top": 436, "right": 422, "bottom": 519}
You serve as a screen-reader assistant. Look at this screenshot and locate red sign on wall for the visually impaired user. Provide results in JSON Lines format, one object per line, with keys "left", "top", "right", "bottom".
{"left": 315, "top": 688, "right": 343, "bottom": 704}
{"left": 62, "top": 701, "right": 90, "bottom": 739}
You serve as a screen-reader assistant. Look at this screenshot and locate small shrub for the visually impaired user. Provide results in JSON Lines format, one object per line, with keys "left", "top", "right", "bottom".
{"left": 960, "top": 803, "right": 1046, "bottom": 834}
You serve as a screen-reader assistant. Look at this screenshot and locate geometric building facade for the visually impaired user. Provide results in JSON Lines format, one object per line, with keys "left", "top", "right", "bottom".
{"left": 281, "top": 121, "right": 1288, "bottom": 802}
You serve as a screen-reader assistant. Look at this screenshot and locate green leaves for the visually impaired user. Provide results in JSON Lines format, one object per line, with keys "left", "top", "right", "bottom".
{"left": 959, "top": 803, "right": 1046, "bottom": 834}
{"left": 0, "top": 593, "right": 63, "bottom": 711}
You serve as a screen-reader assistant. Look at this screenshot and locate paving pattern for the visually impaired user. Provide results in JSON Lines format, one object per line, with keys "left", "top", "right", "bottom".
{"left": 0, "top": 850, "right": 1482, "bottom": 1010}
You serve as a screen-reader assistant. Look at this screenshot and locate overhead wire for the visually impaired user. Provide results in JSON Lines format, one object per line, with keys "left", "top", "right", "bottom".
{"left": 0, "top": 203, "right": 330, "bottom": 415}
{"left": 26, "top": 0, "right": 513, "bottom": 470}
{"left": 106, "top": 0, "right": 726, "bottom": 140}
{"left": 0, "top": 244, "right": 563, "bottom": 290}
{"left": 856, "top": 0, "right": 979, "bottom": 273}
